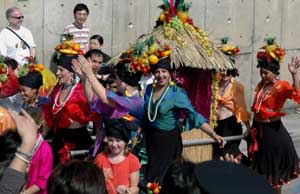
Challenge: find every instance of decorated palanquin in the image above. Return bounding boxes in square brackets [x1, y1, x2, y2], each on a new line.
[108, 0, 235, 162]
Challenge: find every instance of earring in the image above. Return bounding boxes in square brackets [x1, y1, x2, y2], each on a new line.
[169, 80, 174, 86]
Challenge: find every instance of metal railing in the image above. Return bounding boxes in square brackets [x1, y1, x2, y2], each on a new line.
[69, 129, 248, 157]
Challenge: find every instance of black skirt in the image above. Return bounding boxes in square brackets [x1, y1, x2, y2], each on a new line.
[248, 120, 300, 187]
[213, 115, 243, 159]
[51, 126, 93, 165]
[145, 127, 182, 183]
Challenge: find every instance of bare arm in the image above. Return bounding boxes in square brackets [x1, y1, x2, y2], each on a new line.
[128, 171, 140, 194]
[30, 47, 37, 58]
[73, 56, 115, 107]
[199, 122, 224, 146]
[23, 185, 40, 194]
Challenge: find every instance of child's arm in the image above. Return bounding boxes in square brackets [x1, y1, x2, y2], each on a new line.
[128, 170, 140, 194]
[22, 185, 40, 194]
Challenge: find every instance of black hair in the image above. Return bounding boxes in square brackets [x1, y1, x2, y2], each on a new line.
[84, 49, 103, 59]
[4, 57, 18, 70]
[47, 160, 107, 194]
[90, 35, 104, 45]
[161, 160, 205, 194]
[73, 3, 89, 15]
[0, 132, 21, 179]
[105, 73, 117, 85]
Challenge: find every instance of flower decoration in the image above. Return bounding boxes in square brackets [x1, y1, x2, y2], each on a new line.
[55, 34, 84, 56]
[120, 36, 172, 75]
[0, 55, 8, 83]
[18, 57, 45, 78]
[147, 182, 161, 194]
[219, 37, 240, 56]
[257, 36, 285, 63]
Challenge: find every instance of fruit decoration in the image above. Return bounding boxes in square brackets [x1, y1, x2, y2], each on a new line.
[219, 37, 240, 56]
[0, 55, 8, 83]
[55, 34, 84, 55]
[18, 57, 45, 78]
[257, 36, 285, 63]
[147, 182, 161, 194]
[155, 0, 212, 56]
[121, 36, 172, 75]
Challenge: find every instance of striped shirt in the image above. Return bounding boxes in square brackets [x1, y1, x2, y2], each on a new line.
[63, 23, 89, 51]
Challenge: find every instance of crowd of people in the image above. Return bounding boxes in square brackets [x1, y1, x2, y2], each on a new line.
[0, 2, 299, 194]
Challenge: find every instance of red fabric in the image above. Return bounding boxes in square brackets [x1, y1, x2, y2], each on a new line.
[252, 80, 300, 120]
[42, 83, 91, 130]
[0, 68, 19, 98]
[94, 153, 141, 194]
[176, 68, 212, 119]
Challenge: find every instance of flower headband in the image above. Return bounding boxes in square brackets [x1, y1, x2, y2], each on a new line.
[0, 55, 8, 83]
[18, 56, 44, 78]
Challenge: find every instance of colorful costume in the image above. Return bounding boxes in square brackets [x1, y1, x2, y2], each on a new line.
[43, 82, 93, 164]
[213, 78, 249, 159]
[144, 84, 207, 182]
[248, 37, 300, 188]
[25, 134, 53, 194]
[95, 152, 141, 194]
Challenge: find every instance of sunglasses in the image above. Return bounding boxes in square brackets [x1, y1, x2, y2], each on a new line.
[11, 16, 24, 19]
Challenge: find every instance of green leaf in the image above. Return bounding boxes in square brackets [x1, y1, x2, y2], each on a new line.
[220, 37, 230, 44]
[132, 42, 146, 57]
[145, 36, 155, 47]
[0, 55, 5, 63]
[264, 36, 276, 45]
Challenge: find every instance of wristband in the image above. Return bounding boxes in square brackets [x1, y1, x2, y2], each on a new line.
[15, 153, 30, 164]
[16, 147, 33, 160]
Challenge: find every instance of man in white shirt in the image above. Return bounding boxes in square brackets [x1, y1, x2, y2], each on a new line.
[0, 7, 36, 65]
[63, 3, 90, 52]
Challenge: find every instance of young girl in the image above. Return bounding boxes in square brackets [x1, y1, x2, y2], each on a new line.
[94, 119, 141, 194]
[21, 107, 53, 194]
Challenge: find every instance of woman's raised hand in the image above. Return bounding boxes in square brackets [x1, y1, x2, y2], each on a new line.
[288, 56, 300, 75]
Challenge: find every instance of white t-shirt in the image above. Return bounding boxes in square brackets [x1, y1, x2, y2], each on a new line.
[0, 26, 36, 65]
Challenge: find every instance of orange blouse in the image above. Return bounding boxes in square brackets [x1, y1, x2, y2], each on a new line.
[217, 78, 249, 123]
[252, 80, 300, 120]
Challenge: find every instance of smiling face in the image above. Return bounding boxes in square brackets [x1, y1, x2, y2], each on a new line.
[19, 85, 38, 104]
[89, 39, 102, 50]
[8, 9, 24, 29]
[260, 68, 276, 84]
[56, 66, 74, 85]
[107, 136, 126, 156]
[154, 68, 171, 87]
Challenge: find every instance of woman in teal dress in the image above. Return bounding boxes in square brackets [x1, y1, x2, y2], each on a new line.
[144, 57, 224, 182]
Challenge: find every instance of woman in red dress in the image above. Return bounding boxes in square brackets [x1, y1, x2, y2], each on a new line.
[248, 37, 300, 194]
[43, 54, 93, 164]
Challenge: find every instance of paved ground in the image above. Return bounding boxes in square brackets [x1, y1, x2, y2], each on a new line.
[240, 108, 300, 194]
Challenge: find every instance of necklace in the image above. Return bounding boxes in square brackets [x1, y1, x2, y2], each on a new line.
[255, 79, 278, 113]
[124, 89, 139, 97]
[52, 84, 76, 115]
[147, 85, 170, 122]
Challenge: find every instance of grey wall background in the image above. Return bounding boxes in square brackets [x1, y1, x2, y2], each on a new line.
[0, 0, 300, 108]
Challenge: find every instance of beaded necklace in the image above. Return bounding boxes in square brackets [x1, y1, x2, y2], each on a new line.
[147, 85, 170, 122]
[52, 83, 76, 115]
[255, 78, 278, 113]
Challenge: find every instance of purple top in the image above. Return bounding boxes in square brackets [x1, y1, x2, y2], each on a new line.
[26, 135, 53, 194]
[90, 90, 144, 123]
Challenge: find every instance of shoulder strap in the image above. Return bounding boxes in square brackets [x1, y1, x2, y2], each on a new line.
[6, 27, 31, 51]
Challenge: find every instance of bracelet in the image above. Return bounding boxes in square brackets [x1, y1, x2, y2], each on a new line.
[16, 148, 33, 160]
[15, 153, 30, 164]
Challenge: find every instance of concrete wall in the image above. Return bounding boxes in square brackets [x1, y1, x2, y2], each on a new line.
[0, 0, 300, 107]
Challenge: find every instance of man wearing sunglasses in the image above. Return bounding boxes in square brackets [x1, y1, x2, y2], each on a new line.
[0, 7, 36, 65]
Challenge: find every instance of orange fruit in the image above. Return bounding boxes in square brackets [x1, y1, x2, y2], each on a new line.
[149, 55, 159, 65]
[177, 11, 188, 23]
[73, 43, 81, 51]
